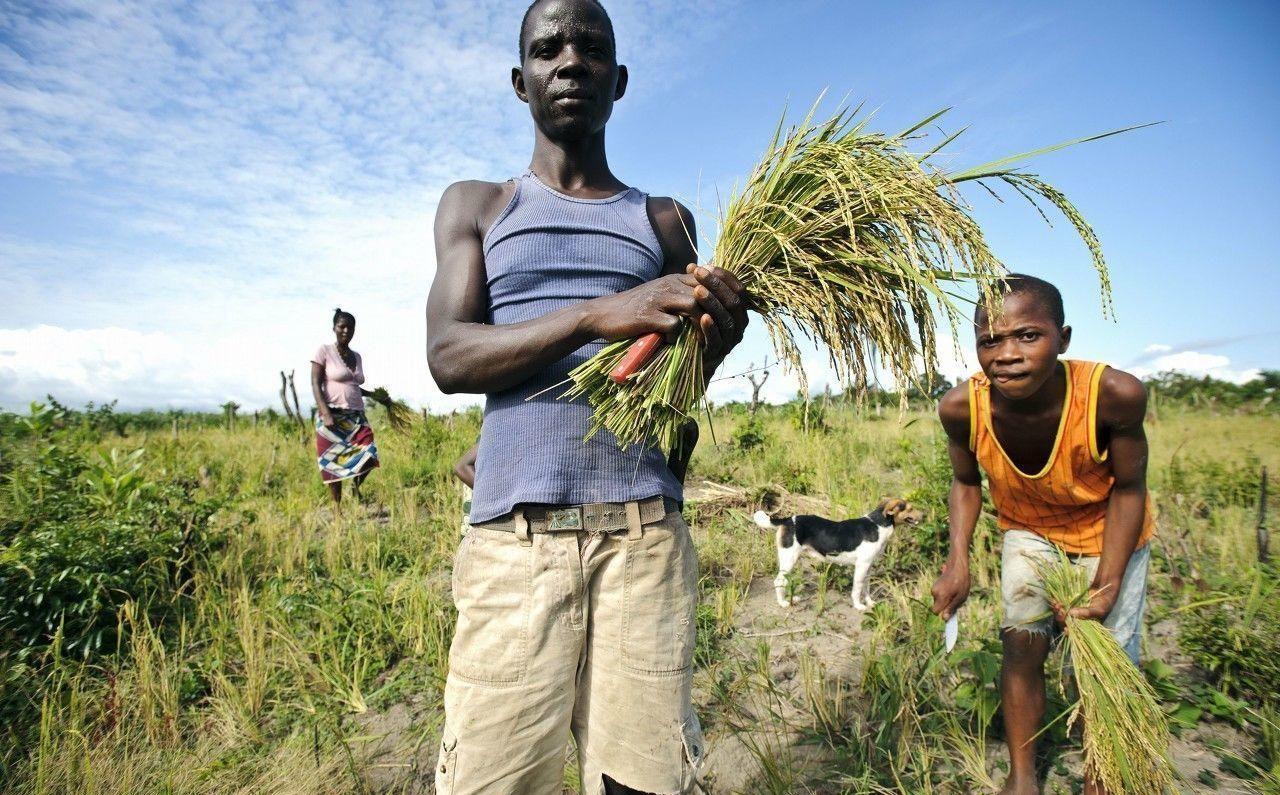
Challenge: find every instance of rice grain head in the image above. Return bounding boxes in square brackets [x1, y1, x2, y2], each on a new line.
[562, 99, 1122, 450]
[1033, 551, 1178, 795]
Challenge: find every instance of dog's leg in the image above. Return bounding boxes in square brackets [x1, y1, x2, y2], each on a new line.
[857, 538, 887, 609]
[775, 531, 801, 607]
[860, 561, 877, 609]
[851, 553, 870, 610]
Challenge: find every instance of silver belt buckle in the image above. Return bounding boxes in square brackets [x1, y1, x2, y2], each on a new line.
[547, 508, 583, 531]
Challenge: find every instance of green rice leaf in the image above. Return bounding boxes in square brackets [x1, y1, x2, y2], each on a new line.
[559, 99, 1136, 450]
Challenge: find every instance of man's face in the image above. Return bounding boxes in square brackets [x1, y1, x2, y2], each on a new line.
[513, 0, 626, 141]
[974, 292, 1071, 401]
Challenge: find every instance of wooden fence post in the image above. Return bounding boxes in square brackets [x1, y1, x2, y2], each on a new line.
[1258, 466, 1269, 563]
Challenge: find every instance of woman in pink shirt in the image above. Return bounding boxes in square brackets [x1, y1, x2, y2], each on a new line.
[310, 308, 389, 505]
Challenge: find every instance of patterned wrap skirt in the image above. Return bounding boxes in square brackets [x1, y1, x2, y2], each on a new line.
[316, 408, 380, 483]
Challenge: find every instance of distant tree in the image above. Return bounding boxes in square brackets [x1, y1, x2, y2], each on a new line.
[745, 362, 770, 418]
[905, 371, 952, 401]
[220, 401, 240, 430]
[1143, 370, 1275, 409]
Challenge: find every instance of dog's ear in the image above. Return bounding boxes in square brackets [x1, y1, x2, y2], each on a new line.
[883, 499, 906, 517]
[891, 500, 925, 526]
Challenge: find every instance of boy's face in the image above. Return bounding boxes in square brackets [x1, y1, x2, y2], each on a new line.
[513, 0, 626, 142]
[974, 292, 1071, 401]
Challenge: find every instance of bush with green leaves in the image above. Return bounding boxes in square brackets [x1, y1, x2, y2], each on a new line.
[784, 394, 830, 434]
[1178, 569, 1280, 703]
[732, 416, 769, 451]
[880, 437, 958, 575]
[0, 441, 220, 661]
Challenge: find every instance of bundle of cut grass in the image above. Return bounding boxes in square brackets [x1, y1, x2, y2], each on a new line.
[368, 387, 416, 433]
[1035, 552, 1178, 794]
[560, 99, 1137, 450]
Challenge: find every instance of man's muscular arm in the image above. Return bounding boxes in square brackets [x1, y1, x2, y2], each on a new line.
[427, 181, 707, 394]
[1065, 369, 1149, 623]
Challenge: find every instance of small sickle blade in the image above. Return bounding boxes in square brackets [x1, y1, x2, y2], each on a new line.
[944, 612, 959, 653]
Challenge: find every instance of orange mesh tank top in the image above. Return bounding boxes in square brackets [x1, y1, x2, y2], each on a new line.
[969, 359, 1155, 556]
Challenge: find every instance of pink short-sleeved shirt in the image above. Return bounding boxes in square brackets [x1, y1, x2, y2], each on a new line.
[312, 343, 365, 411]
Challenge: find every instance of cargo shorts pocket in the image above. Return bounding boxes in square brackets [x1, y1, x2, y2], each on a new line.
[434, 728, 457, 795]
[447, 529, 532, 685]
[999, 530, 1056, 635]
[681, 715, 706, 793]
[622, 513, 699, 675]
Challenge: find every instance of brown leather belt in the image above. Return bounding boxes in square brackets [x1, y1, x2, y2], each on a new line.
[472, 495, 679, 535]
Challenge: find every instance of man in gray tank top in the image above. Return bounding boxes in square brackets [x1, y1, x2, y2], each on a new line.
[425, 2, 749, 793]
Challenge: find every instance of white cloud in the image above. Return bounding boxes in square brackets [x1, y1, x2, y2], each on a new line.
[0, 323, 478, 412]
[1, 325, 216, 410]
[1144, 343, 1173, 354]
[0, 0, 737, 411]
[1131, 349, 1261, 385]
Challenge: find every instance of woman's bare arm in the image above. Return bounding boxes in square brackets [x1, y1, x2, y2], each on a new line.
[310, 361, 333, 426]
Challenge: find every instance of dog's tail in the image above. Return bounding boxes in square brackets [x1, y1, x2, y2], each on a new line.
[755, 510, 796, 548]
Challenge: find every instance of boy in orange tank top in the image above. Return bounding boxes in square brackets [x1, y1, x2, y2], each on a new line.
[929, 274, 1154, 795]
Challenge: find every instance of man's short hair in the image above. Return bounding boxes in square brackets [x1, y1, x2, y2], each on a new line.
[518, 0, 615, 60]
[976, 273, 1066, 328]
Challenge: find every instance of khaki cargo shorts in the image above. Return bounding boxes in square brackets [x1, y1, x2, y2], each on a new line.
[436, 498, 705, 795]
[1000, 529, 1150, 664]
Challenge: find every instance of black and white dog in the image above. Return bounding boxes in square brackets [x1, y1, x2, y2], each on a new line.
[753, 499, 924, 610]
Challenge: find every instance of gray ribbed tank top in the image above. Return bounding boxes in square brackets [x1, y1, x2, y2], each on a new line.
[468, 172, 683, 523]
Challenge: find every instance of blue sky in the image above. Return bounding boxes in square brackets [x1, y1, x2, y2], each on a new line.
[1, 0, 1276, 411]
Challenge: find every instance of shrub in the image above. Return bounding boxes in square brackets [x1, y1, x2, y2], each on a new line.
[732, 416, 768, 451]
[785, 394, 830, 434]
[0, 442, 220, 661]
[1146, 370, 1279, 409]
[1178, 569, 1280, 703]
[880, 438, 952, 574]
[780, 464, 814, 494]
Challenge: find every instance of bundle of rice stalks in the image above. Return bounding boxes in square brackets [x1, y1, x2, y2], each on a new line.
[368, 387, 416, 433]
[560, 99, 1139, 450]
[1035, 552, 1178, 794]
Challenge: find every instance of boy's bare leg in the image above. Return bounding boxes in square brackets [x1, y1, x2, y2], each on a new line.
[327, 481, 342, 505]
[1000, 628, 1051, 795]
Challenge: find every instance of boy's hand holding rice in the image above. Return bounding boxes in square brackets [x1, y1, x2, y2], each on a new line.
[1052, 582, 1119, 626]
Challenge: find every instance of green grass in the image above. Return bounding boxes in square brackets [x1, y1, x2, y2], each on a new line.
[0, 397, 1276, 793]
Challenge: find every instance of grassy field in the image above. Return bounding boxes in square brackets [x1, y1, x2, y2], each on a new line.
[1, 393, 1277, 793]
